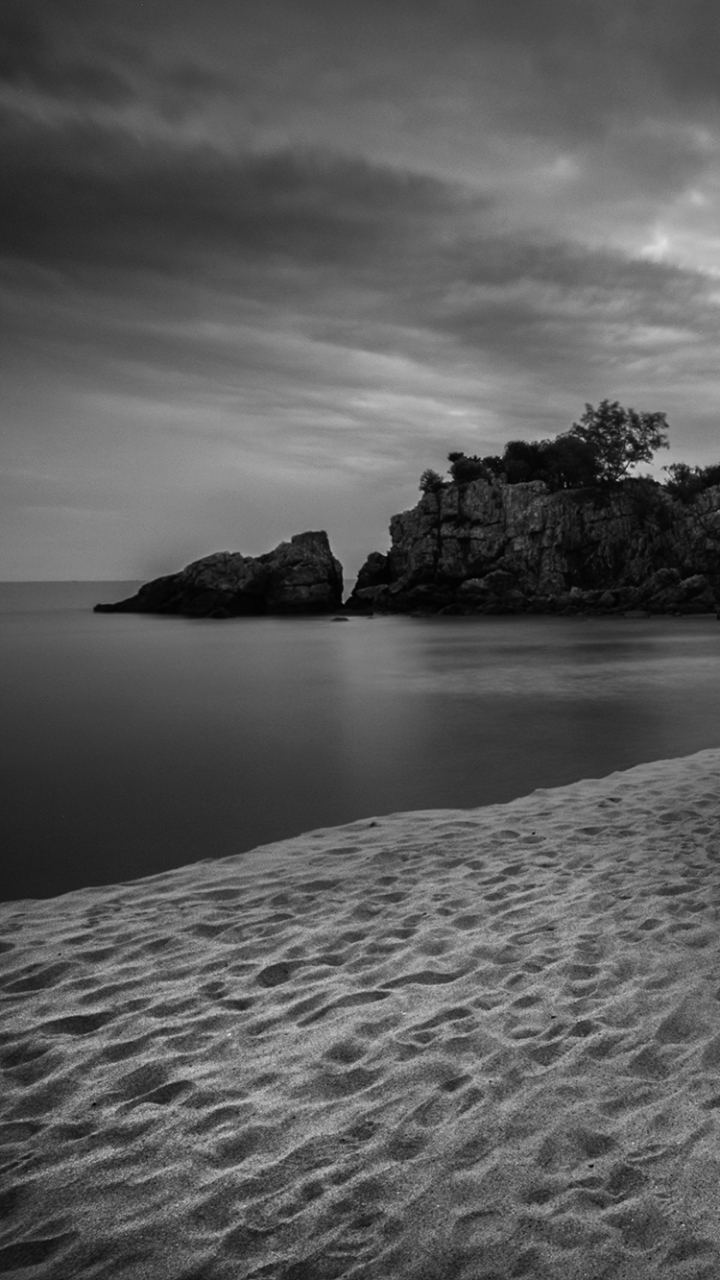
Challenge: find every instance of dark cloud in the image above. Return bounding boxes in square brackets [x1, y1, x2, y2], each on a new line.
[0, 9, 48, 80]
[435, 0, 720, 117]
[3, 103, 715, 418]
[617, 0, 720, 106]
[3, 0, 720, 577]
[0, 116, 475, 277]
[0, 7, 134, 105]
[0, 4, 232, 118]
[3, 100, 705, 341]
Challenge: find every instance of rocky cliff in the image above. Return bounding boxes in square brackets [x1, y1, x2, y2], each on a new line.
[347, 481, 720, 615]
[95, 531, 343, 618]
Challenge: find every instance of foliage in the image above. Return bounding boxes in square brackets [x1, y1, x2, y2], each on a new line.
[567, 399, 669, 484]
[448, 436, 601, 491]
[425, 401, 720, 502]
[543, 434, 601, 490]
[439, 400, 670, 494]
[663, 462, 720, 503]
[622, 476, 674, 528]
[478, 454, 505, 478]
[419, 468, 446, 494]
[502, 440, 549, 485]
[447, 452, 497, 484]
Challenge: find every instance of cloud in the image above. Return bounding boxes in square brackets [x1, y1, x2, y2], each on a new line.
[2, 107, 716, 363]
[3, 0, 720, 576]
[4, 114, 718, 460]
[0, 2, 233, 128]
[429, 0, 720, 126]
[0, 114, 473, 274]
[622, 0, 720, 108]
[0, 7, 134, 106]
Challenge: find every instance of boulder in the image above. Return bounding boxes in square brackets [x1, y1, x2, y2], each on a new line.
[353, 551, 392, 592]
[458, 577, 489, 597]
[95, 531, 343, 618]
[597, 589, 617, 609]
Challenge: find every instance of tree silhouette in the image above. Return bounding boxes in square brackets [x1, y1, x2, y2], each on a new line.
[567, 400, 669, 484]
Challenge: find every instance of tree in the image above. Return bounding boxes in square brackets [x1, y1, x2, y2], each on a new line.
[502, 439, 550, 485]
[479, 454, 505, 479]
[501, 437, 599, 489]
[567, 400, 669, 484]
[447, 452, 495, 484]
[542, 434, 600, 490]
[419, 468, 445, 494]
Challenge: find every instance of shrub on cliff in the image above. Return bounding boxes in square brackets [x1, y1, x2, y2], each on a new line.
[664, 462, 720, 503]
[447, 452, 499, 484]
[445, 440, 587, 490]
[502, 436, 599, 489]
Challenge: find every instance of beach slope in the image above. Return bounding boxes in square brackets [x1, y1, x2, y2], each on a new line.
[2, 750, 720, 1278]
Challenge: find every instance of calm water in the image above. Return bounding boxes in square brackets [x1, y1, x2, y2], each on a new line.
[2, 581, 720, 902]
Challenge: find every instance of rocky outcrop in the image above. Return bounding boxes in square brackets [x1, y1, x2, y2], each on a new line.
[347, 481, 720, 615]
[95, 531, 343, 618]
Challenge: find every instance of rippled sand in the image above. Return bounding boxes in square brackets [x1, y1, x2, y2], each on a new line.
[3, 750, 720, 1278]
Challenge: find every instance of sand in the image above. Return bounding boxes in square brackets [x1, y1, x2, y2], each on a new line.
[2, 752, 720, 1280]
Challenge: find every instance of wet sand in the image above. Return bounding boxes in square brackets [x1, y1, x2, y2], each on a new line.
[2, 749, 720, 1279]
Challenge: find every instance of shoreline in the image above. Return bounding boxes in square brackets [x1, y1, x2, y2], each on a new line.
[3, 749, 720, 1277]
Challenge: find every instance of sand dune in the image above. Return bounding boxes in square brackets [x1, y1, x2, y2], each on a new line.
[3, 750, 720, 1278]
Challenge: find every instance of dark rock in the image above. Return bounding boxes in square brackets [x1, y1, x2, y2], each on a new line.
[352, 551, 392, 593]
[641, 571, 716, 614]
[95, 531, 343, 618]
[458, 577, 489, 598]
[597, 589, 617, 609]
[480, 569, 516, 595]
[347, 480, 720, 615]
[677, 573, 712, 598]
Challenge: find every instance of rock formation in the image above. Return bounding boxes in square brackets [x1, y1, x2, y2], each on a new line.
[95, 531, 343, 618]
[346, 480, 720, 615]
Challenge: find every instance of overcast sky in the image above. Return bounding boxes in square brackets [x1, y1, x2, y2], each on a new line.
[3, 0, 720, 580]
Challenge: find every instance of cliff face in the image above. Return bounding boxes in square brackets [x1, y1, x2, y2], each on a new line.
[348, 481, 720, 615]
[95, 531, 344, 618]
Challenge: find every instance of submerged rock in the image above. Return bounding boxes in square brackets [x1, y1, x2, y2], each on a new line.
[346, 481, 720, 615]
[95, 531, 343, 618]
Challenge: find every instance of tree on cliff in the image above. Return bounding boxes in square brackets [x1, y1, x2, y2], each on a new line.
[447, 436, 603, 490]
[419, 468, 446, 493]
[502, 436, 598, 488]
[431, 400, 669, 495]
[446, 452, 501, 484]
[567, 400, 669, 484]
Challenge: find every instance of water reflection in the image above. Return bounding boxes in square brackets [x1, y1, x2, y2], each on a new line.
[2, 591, 720, 900]
[364, 617, 719, 699]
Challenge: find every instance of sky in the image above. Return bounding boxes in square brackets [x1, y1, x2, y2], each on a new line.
[3, 0, 720, 580]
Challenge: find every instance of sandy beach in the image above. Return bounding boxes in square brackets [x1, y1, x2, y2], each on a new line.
[3, 750, 720, 1279]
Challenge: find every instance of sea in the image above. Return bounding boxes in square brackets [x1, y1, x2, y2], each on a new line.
[2, 580, 720, 902]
